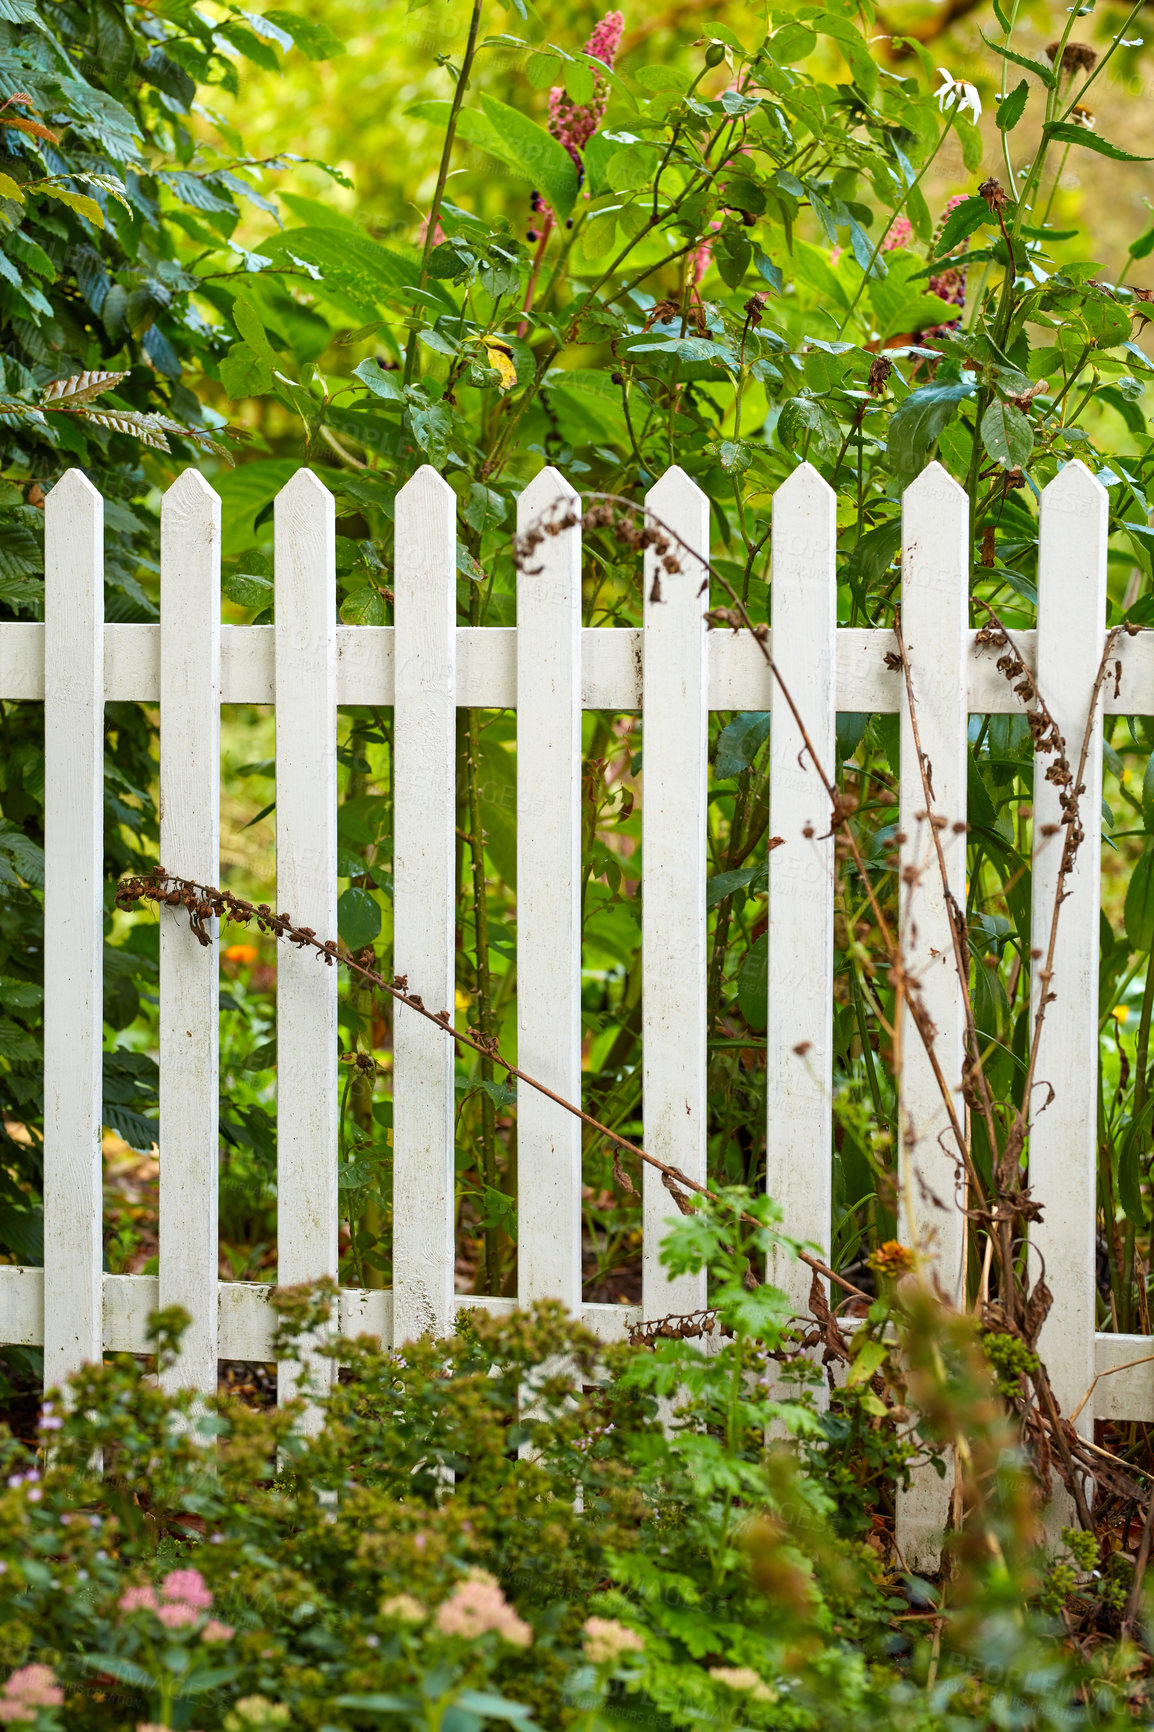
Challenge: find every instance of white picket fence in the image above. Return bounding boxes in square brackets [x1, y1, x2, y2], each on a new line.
[1, 456, 1153, 1454]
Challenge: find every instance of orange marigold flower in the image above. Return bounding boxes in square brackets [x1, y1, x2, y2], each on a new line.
[224, 943, 259, 966]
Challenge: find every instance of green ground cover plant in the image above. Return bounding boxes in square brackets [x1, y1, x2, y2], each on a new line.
[1, 1199, 1147, 1730]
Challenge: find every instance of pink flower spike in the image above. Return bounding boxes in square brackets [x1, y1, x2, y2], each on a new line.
[119, 1585, 159, 1615]
[156, 1602, 200, 1631]
[0, 1664, 64, 1724]
[882, 215, 914, 253]
[585, 9, 624, 69]
[161, 1568, 212, 1610]
[200, 1620, 234, 1644]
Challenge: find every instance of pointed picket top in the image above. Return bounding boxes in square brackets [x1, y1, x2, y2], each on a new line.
[775, 458, 835, 510]
[275, 464, 334, 512]
[163, 466, 219, 507]
[396, 462, 455, 511]
[647, 461, 707, 516]
[1041, 456, 1108, 518]
[905, 458, 967, 507]
[519, 463, 578, 525]
[45, 466, 101, 517]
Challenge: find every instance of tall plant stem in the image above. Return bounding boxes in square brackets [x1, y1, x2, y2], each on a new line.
[462, 619, 501, 1295]
[835, 109, 959, 339]
[402, 0, 484, 388]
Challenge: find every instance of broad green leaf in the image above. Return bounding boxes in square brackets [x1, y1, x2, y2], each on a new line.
[980, 399, 1033, 468]
[263, 9, 346, 58]
[1126, 841, 1154, 950]
[847, 1336, 888, 1387]
[715, 711, 770, 778]
[340, 586, 386, 625]
[220, 342, 272, 400]
[353, 357, 403, 400]
[37, 185, 104, 227]
[222, 571, 273, 609]
[886, 380, 974, 490]
[410, 97, 578, 219]
[337, 886, 382, 950]
[1083, 299, 1131, 350]
[996, 78, 1029, 132]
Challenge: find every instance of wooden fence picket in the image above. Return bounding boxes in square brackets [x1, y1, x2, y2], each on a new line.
[158, 470, 222, 1393]
[274, 469, 339, 1408]
[641, 466, 710, 1320]
[516, 468, 582, 1312]
[1030, 461, 1109, 1449]
[895, 461, 970, 1564]
[897, 462, 969, 1292]
[392, 465, 458, 1343]
[765, 462, 836, 1312]
[8, 458, 1154, 1468]
[42, 471, 104, 1391]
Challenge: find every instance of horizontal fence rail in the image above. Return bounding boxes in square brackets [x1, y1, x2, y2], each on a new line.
[2, 457, 1153, 1501]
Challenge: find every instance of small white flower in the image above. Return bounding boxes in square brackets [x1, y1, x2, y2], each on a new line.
[935, 67, 982, 123]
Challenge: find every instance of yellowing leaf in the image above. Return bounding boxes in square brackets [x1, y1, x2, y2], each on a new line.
[37, 186, 104, 228]
[482, 340, 516, 392]
[0, 173, 24, 204]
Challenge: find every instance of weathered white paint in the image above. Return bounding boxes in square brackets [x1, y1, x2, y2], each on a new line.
[275, 469, 339, 1408]
[6, 462, 1152, 1477]
[392, 465, 457, 1343]
[641, 467, 709, 1319]
[895, 462, 970, 1566]
[516, 468, 582, 1311]
[0, 619, 1149, 716]
[766, 462, 836, 1310]
[42, 470, 104, 1390]
[1031, 463, 1108, 1440]
[159, 471, 222, 1394]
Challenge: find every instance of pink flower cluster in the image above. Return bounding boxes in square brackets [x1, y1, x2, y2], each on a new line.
[548, 10, 624, 169]
[0, 1665, 63, 1724]
[434, 1571, 532, 1647]
[118, 1569, 233, 1642]
[582, 1616, 644, 1666]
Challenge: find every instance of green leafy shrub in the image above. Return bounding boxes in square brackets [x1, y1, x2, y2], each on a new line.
[0, 1196, 1142, 1729]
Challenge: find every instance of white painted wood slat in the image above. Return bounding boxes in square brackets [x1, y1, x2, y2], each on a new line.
[516, 468, 582, 1312]
[42, 471, 105, 1389]
[642, 467, 709, 1319]
[0, 620, 1150, 717]
[895, 462, 970, 1568]
[898, 463, 969, 1292]
[1031, 462, 1109, 1439]
[765, 463, 837, 1309]
[275, 470, 339, 1406]
[392, 466, 458, 1342]
[159, 471, 222, 1393]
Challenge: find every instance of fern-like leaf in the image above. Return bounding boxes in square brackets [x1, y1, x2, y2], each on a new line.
[41, 369, 128, 408]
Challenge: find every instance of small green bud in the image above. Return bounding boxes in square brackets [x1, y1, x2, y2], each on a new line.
[704, 41, 726, 68]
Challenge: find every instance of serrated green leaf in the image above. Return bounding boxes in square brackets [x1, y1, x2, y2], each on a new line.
[980, 399, 1033, 468]
[1044, 122, 1152, 163]
[934, 195, 990, 258]
[886, 381, 974, 490]
[996, 78, 1029, 132]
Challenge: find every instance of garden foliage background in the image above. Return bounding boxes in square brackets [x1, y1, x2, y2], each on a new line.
[2, 0, 1154, 1348]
